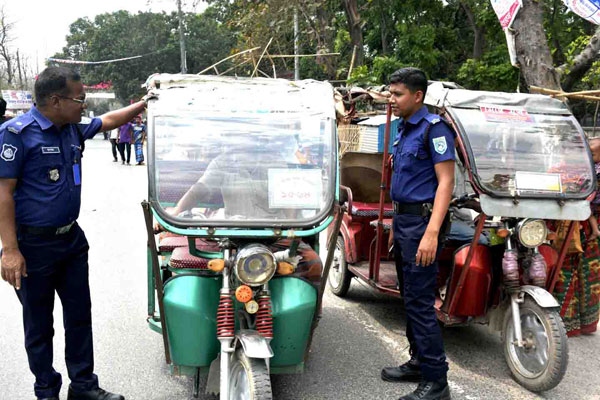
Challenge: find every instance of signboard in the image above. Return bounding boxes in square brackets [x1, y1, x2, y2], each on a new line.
[268, 168, 322, 209]
[490, 0, 522, 29]
[1, 90, 33, 110]
[480, 105, 533, 123]
[564, 0, 600, 25]
[516, 172, 562, 193]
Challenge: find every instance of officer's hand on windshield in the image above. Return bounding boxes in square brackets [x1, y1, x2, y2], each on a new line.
[1, 248, 27, 290]
[416, 230, 438, 267]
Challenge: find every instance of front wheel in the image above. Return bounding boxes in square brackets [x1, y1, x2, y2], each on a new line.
[328, 236, 352, 297]
[229, 348, 272, 400]
[502, 297, 568, 392]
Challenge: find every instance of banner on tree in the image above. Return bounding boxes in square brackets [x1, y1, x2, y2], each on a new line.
[564, 0, 600, 25]
[490, 0, 522, 29]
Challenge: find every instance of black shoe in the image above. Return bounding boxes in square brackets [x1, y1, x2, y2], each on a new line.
[112, 159, 117, 162]
[121, 161, 125, 165]
[38, 397, 59, 400]
[67, 387, 125, 400]
[382, 358, 422, 382]
[398, 378, 450, 400]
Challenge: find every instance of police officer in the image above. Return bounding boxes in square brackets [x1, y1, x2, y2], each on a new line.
[380, 68, 454, 400]
[0, 67, 148, 400]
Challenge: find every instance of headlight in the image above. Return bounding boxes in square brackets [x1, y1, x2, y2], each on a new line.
[517, 219, 547, 248]
[234, 244, 276, 286]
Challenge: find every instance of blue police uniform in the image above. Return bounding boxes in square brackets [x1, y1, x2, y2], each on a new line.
[0, 106, 103, 398]
[391, 105, 455, 382]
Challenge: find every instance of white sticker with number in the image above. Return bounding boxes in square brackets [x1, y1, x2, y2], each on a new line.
[268, 168, 322, 209]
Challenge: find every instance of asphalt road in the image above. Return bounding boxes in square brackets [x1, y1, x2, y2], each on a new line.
[1, 138, 599, 400]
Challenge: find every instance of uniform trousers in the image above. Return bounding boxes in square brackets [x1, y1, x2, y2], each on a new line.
[393, 213, 448, 381]
[14, 223, 98, 398]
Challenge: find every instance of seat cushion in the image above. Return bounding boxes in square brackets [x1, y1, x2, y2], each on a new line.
[169, 246, 210, 270]
[370, 218, 393, 231]
[158, 236, 221, 253]
[351, 202, 393, 218]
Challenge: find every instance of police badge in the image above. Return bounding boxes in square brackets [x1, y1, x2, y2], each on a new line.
[48, 168, 60, 182]
[432, 137, 448, 155]
[1, 144, 17, 161]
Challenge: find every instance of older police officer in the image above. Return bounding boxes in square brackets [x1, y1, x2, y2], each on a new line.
[381, 68, 454, 400]
[0, 67, 148, 400]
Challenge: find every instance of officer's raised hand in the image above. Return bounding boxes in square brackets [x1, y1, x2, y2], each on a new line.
[1, 247, 27, 290]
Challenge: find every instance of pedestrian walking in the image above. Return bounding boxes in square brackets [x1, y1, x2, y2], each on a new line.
[109, 127, 118, 162]
[0, 66, 149, 400]
[117, 121, 133, 165]
[380, 67, 455, 400]
[132, 115, 146, 165]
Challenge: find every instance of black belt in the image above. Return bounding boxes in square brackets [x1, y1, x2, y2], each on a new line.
[19, 221, 76, 236]
[393, 201, 433, 217]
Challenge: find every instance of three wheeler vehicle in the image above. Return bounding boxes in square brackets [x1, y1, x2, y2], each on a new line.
[329, 82, 596, 392]
[142, 74, 340, 399]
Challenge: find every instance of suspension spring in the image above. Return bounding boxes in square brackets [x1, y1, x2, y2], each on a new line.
[216, 291, 235, 338]
[256, 292, 273, 339]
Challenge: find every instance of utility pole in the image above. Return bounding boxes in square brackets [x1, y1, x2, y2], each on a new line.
[294, 7, 300, 80]
[177, 0, 187, 74]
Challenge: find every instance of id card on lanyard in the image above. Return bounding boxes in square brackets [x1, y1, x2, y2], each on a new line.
[71, 144, 82, 186]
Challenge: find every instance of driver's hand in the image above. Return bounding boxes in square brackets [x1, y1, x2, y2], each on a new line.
[153, 207, 175, 233]
[1, 248, 27, 290]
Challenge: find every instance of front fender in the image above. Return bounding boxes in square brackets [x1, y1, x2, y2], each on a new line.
[235, 330, 274, 359]
[520, 285, 560, 308]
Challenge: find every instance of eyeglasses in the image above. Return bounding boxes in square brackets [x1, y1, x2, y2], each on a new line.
[54, 95, 86, 104]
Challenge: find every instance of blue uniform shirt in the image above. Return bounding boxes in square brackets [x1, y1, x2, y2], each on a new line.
[390, 106, 455, 204]
[0, 106, 103, 227]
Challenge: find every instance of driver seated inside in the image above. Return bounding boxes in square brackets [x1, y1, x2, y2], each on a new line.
[160, 142, 323, 284]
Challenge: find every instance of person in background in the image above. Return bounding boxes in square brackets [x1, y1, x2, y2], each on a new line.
[109, 128, 119, 162]
[0, 98, 10, 125]
[132, 115, 146, 165]
[552, 137, 600, 337]
[117, 121, 133, 165]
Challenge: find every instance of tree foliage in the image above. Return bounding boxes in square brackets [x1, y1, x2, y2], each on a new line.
[53, 0, 600, 114]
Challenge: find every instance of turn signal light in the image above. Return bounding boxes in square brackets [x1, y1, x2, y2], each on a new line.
[208, 259, 225, 272]
[496, 229, 510, 238]
[235, 285, 253, 303]
[277, 261, 295, 275]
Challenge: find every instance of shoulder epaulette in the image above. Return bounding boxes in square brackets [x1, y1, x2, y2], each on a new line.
[4, 114, 35, 134]
[424, 114, 442, 125]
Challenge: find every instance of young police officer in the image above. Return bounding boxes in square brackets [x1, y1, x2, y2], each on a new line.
[381, 68, 454, 400]
[0, 67, 148, 400]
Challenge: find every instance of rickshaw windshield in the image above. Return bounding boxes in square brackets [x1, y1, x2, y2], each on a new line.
[452, 107, 594, 198]
[148, 77, 336, 228]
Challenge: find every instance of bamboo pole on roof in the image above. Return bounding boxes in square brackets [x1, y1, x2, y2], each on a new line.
[197, 47, 261, 75]
[529, 86, 600, 101]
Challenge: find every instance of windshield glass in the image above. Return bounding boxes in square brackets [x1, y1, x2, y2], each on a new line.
[152, 113, 335, 225]
[452, 107, 594, 198]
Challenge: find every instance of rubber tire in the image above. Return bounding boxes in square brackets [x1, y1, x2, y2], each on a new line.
[229, 348, 272, 400]
[328, 236, 352, 297]
[501, 297, 568, 392]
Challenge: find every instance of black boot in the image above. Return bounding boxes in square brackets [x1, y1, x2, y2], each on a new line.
[381, 358, 422, 382]
[67, 387, 124, 400]
[398, 378, 451, 400]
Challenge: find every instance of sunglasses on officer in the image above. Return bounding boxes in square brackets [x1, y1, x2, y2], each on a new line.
[53, 94, 87, 104]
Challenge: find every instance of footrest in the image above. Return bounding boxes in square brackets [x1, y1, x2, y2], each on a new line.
[369, 218, 393, 232]
[169, 247, 210, 270]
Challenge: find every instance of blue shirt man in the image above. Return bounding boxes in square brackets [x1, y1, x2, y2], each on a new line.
[0, 67, 148, 400]
[381, 68, 455, 400]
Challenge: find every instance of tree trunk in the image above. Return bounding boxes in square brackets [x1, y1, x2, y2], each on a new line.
[315, 4, 336, 79]
[342, 0, 363, 66]
[16, 49, 23, 89]
[512, 0, 561, 90]
[460, 2, 485, 60]
[379, 0, 389, 55]
[558, 26, 600, 92]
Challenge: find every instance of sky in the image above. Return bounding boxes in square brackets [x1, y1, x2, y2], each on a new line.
[4, 0, 208, 74]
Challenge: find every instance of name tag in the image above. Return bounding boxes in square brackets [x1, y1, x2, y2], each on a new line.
[42, 147, 61, 154]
